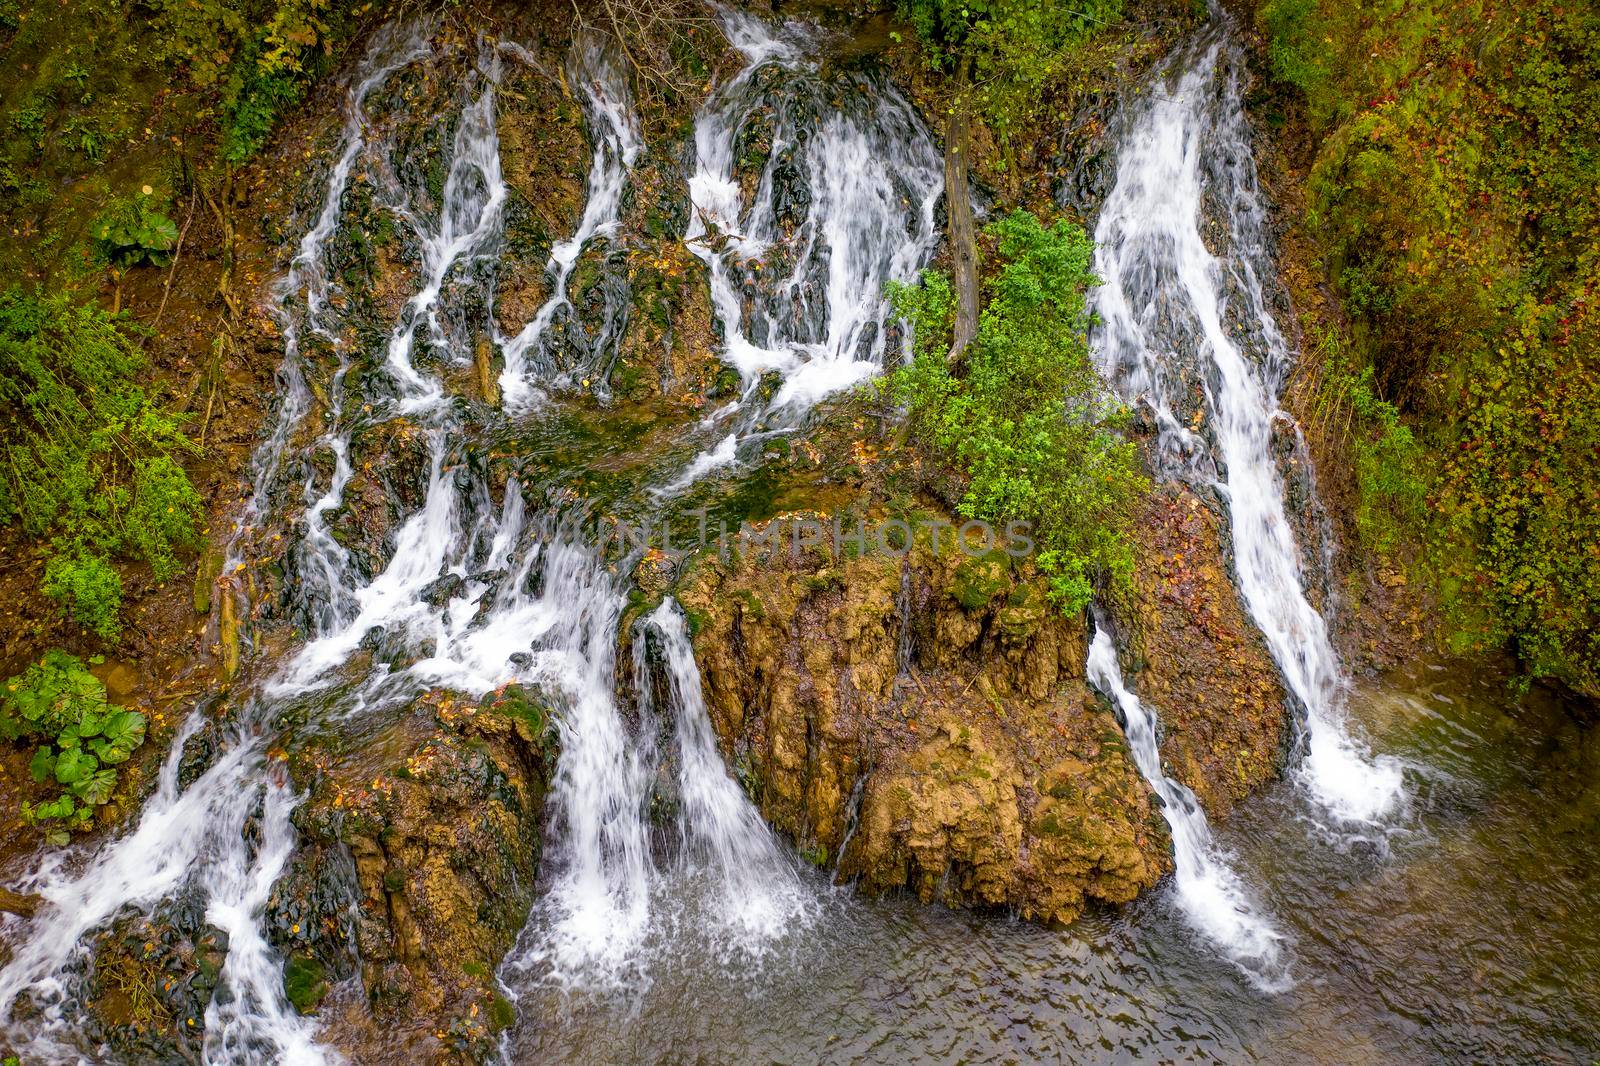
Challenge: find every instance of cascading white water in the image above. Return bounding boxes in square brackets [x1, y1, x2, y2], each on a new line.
[662, 8, 943, 492]
[488, 534, 662, 978]
[380, 52, 507, 415]
[0, 25, 676, 1056]
[638, 600, 811, 941]
[1089, 27, 1405, 824]
[1086, 622, 1289, 990]
[231, 23, 435, 583]
[497, 36, 641, 410]
[241, 34, 661, 982]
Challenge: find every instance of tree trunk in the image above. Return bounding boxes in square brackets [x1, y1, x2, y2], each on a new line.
[944, 57, 979, 368]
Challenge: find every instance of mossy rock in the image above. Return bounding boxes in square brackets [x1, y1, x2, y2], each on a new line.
[192, 545, 225, 615]
[283, 953, 328, 1014]
[950, 551, 1012, 610]
[995, 581, 1047, 640]
[488, 993, 516, 1033]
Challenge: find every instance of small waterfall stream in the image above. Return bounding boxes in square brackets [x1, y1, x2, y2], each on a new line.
[635, 600, 810, 940]
[1089, 24, 1406, 824]
[662, 8, 943, 492]
[1087, 621, 1289, 990]
[497, 37, 641, 410]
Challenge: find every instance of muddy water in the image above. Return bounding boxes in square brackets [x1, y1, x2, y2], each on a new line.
[508, 663, 1600, 1064]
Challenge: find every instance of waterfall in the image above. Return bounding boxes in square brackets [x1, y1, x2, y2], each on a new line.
[0, 7, 1386, 1055]
[497, 36, 641, 410]
[1086, 622, 1290, 990]
[637, 600, 811, 941]
[2, 14, 868, 1054]
[660, 8, 943, 493]
[1089, 26, 1406, 823]
[0, 23, 653, 1055]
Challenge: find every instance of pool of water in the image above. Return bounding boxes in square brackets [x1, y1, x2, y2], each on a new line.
[506, 662, 1600, 1064]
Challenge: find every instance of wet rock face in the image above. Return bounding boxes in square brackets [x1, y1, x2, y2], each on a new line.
[675, 527, 1170, 925]
[1114, 485, 1292, 818]
[495, 58, 588, 337]
[83, 906, 229, 1063]
[277, 688, 554, 1063]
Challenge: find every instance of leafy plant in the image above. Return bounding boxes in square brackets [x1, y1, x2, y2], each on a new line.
[223, 61, 309, 164]
[1, 650, 146, 841]
[1310, 330, 1428, 554]
[220, 0, 355, 163]
[889, 209, 1146, 613]
[91, 191, 179, 270]
[1258, 0, 1330, 103]
[43, 551, 125, 639]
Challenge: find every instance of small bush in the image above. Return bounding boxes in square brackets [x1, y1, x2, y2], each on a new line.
[43, 551, 124, 639]
[1258, 0, 1330, 102]
[889, 209, 1146, 614]
[0, 288, 203, 636]
[223, 52, 310, 164]
[90, 191, 179, 269]
[1312, 332, 1429, 554]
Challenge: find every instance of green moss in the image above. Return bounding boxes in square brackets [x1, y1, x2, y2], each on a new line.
[488, 994, 516, 1033]
[487, 685, 549, 738]
[681, 605, 710, 639]
[283, 954, 327, 1015]
[735, 588, 767, 620]
[192, 545, 225, 615]
[950, 552, 1011, 611]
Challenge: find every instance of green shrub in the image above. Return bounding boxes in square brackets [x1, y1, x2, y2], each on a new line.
[1312, 331, 1429, 554]
[1, 650, 147, 842]
[895, 0, 1125, 147]
[889, 209, 1146, 614]
[218, 0, 357, 164]
[0, 288, 203, 636]
[43, 551, 124, 639]
[1257, 0, 1330, 103]
[222, 43, 311, 164]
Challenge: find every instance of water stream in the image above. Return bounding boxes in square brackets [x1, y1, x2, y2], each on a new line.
[1089, 24, 1406, 825]
[497, 36, 641, 410]
[1087, 620, 1289, 991]
[663, 7, 942, 493]
[0, 18, 805, 1058]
